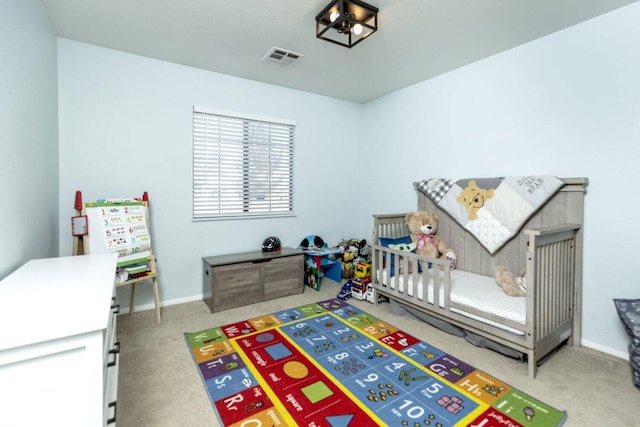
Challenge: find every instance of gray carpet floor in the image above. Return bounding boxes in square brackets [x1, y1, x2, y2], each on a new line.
[116, 282, 639, 426]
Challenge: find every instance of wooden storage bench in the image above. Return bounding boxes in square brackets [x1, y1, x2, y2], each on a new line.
[202, 248, 304, 312]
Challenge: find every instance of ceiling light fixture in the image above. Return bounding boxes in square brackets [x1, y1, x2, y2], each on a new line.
[316, 0, 378, 48]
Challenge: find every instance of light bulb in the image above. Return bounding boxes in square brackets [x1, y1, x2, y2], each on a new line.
[352, 23, 363, 35]
[330, 11, 340, 22]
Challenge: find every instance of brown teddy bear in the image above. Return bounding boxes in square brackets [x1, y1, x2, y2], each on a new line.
[405, 211, 456, 270]
[495, 266, 527, 296]
[456, 180, 495, 220]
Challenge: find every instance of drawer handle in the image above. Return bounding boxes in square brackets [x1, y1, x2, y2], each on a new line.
[107, 342, 120, 367]
[107, 401, 117, 424]
[111, 297, 120, 314]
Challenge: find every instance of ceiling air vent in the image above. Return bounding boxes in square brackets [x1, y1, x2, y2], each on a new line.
[262, 47, 303, 66]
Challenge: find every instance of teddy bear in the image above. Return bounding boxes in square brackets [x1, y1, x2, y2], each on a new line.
[456, 180, 495, 220]
[404, 211, 456, 270]
[495, 266, 527, 297]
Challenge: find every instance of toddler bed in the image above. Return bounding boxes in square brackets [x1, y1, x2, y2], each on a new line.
[371, 177, 588, 378]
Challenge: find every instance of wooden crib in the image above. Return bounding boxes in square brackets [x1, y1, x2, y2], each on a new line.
[371, 177, 588, 378]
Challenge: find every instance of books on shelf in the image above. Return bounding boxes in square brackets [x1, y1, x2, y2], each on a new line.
[124, 264, 147, 275]
[115, 264, 149, 283]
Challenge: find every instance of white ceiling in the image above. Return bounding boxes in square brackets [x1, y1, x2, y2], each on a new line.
[43, 0, 638, 103]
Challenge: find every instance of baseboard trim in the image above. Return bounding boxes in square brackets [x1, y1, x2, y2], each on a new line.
[118, 294, 204, 315]
[581, 339, 629, 361]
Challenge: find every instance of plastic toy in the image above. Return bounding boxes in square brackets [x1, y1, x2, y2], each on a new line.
[351, 277, 373, 302]
[299, 235, 325, 250]
[337, 282, 352, 301]
[262, 236, 281, 252]
[354, 261, 372, 279]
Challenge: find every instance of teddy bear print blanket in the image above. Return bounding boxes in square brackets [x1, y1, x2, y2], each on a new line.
[415, 176, 564, 254]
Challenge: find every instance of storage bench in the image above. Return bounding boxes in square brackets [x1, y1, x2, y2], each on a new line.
[202, 248, 304, 312]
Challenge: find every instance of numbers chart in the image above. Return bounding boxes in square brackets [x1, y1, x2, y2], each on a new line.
[97, 204, 151, 258]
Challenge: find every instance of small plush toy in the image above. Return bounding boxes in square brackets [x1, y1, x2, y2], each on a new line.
[357, 239, 370, 259]
[388, 242, 418, 274]
[337, 238, 369, 279]
[405, 211, 456, 270]
[388, 242, 417, 252]
[495, 266, 527, 297]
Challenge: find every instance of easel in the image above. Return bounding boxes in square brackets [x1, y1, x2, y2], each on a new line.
[73, 191, 161, 323]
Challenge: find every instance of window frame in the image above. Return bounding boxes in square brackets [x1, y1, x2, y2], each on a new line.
[192, 106, 296, 220]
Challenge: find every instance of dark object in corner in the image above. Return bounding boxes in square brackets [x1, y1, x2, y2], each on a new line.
[613, 298, 640, 390]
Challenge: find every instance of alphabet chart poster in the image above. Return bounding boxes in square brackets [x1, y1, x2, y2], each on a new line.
[85, 202, 152, 264]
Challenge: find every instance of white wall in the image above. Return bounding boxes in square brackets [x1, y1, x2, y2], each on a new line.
[57, 39, 364, 309]
[0, 0, 58, 279]
[363, 2, 640, 358]
[55, 2, 640, 358]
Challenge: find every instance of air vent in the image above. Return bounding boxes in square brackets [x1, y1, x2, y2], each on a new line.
[262, 47, 303, 66]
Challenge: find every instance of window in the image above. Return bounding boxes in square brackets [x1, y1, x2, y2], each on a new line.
[193, 106, 295, 219]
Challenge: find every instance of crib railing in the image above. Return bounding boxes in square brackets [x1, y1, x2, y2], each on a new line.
[371, 243, 528, 338]
[374, 214, 411, 240]
[371, 214, 581, 378]
[526, 224, 579, 360]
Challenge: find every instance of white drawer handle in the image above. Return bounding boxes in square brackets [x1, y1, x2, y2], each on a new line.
[111, 297, 120, 314]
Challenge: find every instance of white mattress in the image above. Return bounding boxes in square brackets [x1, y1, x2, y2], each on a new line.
[378, 269, 525, 335]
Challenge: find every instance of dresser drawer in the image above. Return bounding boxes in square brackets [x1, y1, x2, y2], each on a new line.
[104, 291, 120, 424]
[103, 293, 118, 362]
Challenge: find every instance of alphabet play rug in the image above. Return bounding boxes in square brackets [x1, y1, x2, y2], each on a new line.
[185, 299, 566, 426]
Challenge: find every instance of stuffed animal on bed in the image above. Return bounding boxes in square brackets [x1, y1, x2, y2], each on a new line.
[405, 211, 457, 270]
[389, 242, 418, 273]
[495, 266, 527, 296]
[388, 242, 417, 252]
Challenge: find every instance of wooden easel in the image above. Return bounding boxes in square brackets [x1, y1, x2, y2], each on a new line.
[73, 191, 161, 323]
[72, 191, 87, 256]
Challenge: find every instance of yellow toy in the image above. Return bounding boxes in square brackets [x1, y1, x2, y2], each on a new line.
[354, 262, 372, 279]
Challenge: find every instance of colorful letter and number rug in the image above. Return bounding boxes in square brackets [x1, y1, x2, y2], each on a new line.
[185, 299, 566, 426]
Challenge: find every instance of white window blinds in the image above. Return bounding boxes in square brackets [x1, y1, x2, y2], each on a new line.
[193, 107, 295, 219]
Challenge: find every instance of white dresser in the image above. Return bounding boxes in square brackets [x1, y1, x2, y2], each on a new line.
[0, 253, 120, 426]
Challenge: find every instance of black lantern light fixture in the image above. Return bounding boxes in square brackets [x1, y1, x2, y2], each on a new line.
[315, 0, 378, 48]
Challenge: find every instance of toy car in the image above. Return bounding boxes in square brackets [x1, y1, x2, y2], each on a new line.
[337, 282, 352, 301]
[350, 277, 372, 301]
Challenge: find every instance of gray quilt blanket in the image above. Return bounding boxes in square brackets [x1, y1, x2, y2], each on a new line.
[415, 176, 564, 254]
